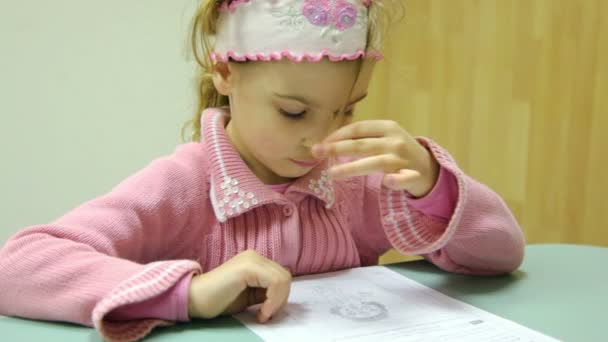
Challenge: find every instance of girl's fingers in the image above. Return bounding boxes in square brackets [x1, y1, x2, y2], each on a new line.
[261, 264, 292, 323]
[329, 154, 408, 179]
[383, 169, 422, 190]
[223, 287, 266, 315]
[322, 120, 401, 143]
[313, 137, 392, 159]
[246, 261, 292, 323]
[270, 263, 292, 316]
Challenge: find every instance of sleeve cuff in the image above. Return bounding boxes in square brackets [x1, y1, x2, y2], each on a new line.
[105, 271, 194, 322]
[378, 137, 469, 255]
[176, 272, 195, 321]
[93, 260, 201, 342]
[405, 166, 459, 221]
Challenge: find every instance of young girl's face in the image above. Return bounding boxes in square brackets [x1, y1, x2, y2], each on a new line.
[216, 59, 375, 184]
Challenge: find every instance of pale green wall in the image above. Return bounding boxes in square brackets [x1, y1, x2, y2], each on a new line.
[0, 0, 199, 243]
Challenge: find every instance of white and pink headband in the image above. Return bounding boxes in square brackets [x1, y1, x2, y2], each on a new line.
[210, 0, 382, 62]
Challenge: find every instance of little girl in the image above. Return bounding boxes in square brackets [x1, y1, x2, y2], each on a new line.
[0, 0, 525, 341]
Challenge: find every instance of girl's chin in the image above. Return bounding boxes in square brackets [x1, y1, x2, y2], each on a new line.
[274, 164, 314, 179]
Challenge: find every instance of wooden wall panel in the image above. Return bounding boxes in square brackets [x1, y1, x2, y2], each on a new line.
[369, 0, 608, 264]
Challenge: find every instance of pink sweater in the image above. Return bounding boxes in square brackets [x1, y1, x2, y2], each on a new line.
[0, 108, 525, 342]
[106, 163, 457, 322]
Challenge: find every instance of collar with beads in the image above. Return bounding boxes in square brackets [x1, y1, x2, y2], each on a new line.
[201, 108, 336, 222]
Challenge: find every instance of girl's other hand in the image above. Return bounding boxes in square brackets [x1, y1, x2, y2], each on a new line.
[188, 250, 292, 323]
[312, 120, 440, 198]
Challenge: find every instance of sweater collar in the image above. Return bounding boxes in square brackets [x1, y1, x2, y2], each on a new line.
[201, 108, 335, 222]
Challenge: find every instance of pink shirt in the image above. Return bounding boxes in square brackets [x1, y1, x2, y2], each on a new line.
[0, 108, 525, 342]
[269, 182, 292, 194]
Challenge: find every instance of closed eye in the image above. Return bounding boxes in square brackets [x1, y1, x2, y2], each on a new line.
[280, 108, 354, 120]
[280, 109, 306, 119]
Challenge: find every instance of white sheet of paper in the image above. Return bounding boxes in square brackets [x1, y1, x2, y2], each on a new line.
[234, 266, 559, 342]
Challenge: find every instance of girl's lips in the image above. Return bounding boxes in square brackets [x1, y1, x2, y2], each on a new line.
[290, 158, 321, 167]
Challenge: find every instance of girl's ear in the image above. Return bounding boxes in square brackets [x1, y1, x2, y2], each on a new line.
[212, 62, 234, 96]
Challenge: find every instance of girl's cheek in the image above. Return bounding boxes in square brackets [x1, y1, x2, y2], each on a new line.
[259, 137, 286, 154]
[263, 131, 295, 154]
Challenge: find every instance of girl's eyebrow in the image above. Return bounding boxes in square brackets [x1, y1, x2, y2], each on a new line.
[273, 93, 368, 111]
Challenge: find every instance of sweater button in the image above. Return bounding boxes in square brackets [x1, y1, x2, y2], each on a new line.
[283, 206, 294, 217]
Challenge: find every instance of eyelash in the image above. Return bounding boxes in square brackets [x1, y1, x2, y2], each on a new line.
[280, 109, 307, 119]
[279, 109, 355, 120]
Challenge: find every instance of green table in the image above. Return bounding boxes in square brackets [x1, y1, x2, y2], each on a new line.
[1, 244, 606, 341]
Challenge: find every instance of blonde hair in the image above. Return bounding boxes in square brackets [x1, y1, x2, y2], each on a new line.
[182, 0, 403, 142]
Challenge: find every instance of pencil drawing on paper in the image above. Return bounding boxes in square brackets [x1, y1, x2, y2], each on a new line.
[330, 301, 388, 322]
[308, 284, 389, 322]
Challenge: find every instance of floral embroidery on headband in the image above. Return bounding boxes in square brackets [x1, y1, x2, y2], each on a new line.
[271, 0, 366, 37]
[303, 0, 358, 31]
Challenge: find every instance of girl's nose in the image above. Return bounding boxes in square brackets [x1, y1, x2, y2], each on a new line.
[301, 138, 315, 149]
[302, 111, 351, 149]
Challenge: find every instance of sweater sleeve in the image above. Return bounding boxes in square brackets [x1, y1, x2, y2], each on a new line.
[352, 137, 525, 275]
[106, 271, 194, 322]
[0, 143, 209, 342]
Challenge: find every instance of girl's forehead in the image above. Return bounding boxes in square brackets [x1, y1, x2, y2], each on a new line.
[245, 59, 373, 87]
[244, 59, 361, 77]
[274, 61, 374, 108]
[235, 59, 375, 107]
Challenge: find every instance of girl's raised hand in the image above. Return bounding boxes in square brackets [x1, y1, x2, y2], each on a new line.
[312, 120, 440, 198]
[188, 250, 292, 323]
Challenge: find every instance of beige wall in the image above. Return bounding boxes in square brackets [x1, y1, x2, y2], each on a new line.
[373, 0, 607, 264]
[0, 0, 199, 243]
